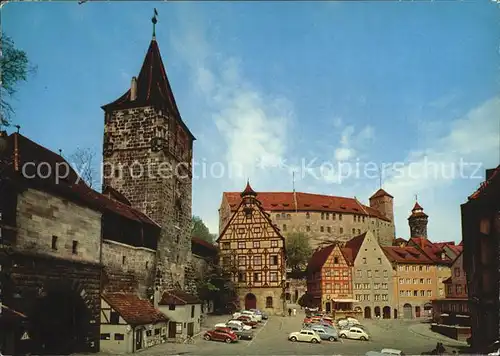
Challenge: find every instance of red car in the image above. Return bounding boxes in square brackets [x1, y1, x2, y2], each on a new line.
[203, 327, 239, 343]
[236, 316, 258, 328]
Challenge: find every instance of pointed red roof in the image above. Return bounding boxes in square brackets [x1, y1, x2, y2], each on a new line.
[344, 232, 367, 262]
[102, 39, 194, 140]
[241, 181, 257, 197]
[370, 188, 394, 199]
[412, 202, 423, 211]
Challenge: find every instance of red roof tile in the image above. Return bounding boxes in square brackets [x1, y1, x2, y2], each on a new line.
[408, 237, 453, 264]
[340, 247, 354, 265]
[344, 232, 367, 262]
[308, 244, 336, 272]
[370, 188, 394, 199]
[1, 133, 160, 229]
[412, 202, 423, 211]
[102, 39, 194, 140]
[241, 181, 257, 197]
[102, 293, 168, 326]
[159, 290, 201, 305]
[223, 191, 391, 221]
[382, 246, 434, 264]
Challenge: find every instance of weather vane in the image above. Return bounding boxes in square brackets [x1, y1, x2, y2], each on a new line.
[152, 8, 158, 39]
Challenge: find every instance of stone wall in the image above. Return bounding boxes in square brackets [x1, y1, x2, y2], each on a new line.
[237, 286, 285, 316]
[101, 239, 156, 296]
[15, 188, 101, 264]
[102, 107, 193, 292]
[4, 251, 101, 354]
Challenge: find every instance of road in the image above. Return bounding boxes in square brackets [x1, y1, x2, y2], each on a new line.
[107, 312, 464, 355]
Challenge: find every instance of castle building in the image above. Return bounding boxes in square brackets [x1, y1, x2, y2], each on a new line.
[408, 201, 429, 239]
[101, 21, 195, 292]
[217, 182, 287, 315]
[219, 188, 396, 249]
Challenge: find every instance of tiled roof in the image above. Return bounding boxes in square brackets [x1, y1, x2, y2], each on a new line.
[101, 39, 195, 140]
[241, 181, 257, 197]
[468, 165, 500, 200]
[1, 133, 160, 229]
[408, 237, 453, 264]
[370, 188, 394, 199]
[192, 236, 218, 252]
[223, 191, 391, 221]
[382, 246, 434, 264]
[159, 290, 201, 305]
[394, 237, 407, 246]
[102, 293, 168, 326]
[344, 232, 367, 262]
[103, 185, 132, 206]
[308, 244, 336, 272]
[340, 247, 354, 265]
[412, 202, 423, 211]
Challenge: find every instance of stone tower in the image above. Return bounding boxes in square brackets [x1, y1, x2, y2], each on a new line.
[101, 19, 195, 292]
[408, 201, 428, 239]
[369, 188, 394, 221]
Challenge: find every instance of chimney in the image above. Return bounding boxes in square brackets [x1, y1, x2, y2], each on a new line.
[130, 76, 138, 101]
[486, 168, 496, 181]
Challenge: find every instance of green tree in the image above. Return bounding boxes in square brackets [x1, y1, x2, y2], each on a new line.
[285, 232, 312, 272]
[192, 216, 214, 242]
[196, 264, 238, 312]
[1, 32, 36, 126]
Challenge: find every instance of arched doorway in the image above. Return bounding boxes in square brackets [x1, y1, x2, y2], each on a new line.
[403, 303, 413, 319]
[374, 306, 381, 318]
[364, 306, 371, 319]
[394, 309, 398, 319]
[245, 293, 257, 310]
[29, 286, 92, 355]
[415, 306, 421, 318]
[325, 302, 331, 313]
[383, 306, 391, 319]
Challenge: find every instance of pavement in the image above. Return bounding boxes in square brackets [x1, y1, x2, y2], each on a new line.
[74, 310, 470, 355]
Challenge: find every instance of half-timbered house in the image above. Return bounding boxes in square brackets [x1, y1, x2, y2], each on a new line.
[217, 182, 287, 315]
[307, 243, 356, 316]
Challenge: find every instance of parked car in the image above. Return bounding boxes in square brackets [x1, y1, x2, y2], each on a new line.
[222, 325, 254, 340]
[250, 308, 268, 320]
[235, 315, 258, 328]
[233, 310, 261, 322]
[381, 348, 405, 355]
[288, 329, 322, 343]
[304, 321, 336, 329]
[215, 321, 252, 331]
[305, 325, 338, 341]
[203, 327, 239, 343]
[339, 326, 370, 341]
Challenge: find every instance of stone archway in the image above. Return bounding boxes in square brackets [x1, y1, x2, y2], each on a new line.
[403, 303, 413, 319]
[374, 306, 381, 318]
[28, 282, 93, 355]
[245, 293, 257, 310]
[364, 306, 371, 319]
[415, 306, 421, 318]
[383, 306, 391, 319]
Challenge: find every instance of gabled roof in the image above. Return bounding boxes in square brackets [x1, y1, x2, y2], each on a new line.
[101, 39, 195, 140]
[222, 191, 391, 222]
[344, 232, 367, 263]
[370, 188, 394, 199]
[1, 133, 160, 229]
[102, 293, 168, 326]
[308, 244, 336, 272]
[159, 290, 201, 306]
[382, 246, 434, 264]
[408, 237, 453, 264]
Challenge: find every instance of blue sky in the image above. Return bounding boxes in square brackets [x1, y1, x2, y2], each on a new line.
[3, 1, 499, 241]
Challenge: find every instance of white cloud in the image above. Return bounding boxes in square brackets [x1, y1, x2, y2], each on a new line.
[382, 96, 500, 241]
[334, 147, 354, 161]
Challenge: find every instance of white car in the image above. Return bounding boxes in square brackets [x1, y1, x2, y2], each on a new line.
[381, 348, 405, 356]
[339, 326, 370, 341]
[347, 317, 361, 325]
[216, 321, 252, 331]
[233, 310, 260, 322]
[288, 329, 321, 343]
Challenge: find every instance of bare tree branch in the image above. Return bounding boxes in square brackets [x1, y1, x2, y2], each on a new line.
[68, 147, 99, 189]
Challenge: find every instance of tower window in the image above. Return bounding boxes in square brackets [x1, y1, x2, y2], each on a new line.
[72, 241, 78, 254]
[122, 256, 126, 265]
[51, 236, 58, 250]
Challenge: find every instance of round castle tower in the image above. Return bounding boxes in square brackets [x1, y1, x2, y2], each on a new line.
[408, 201, 428, 238]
